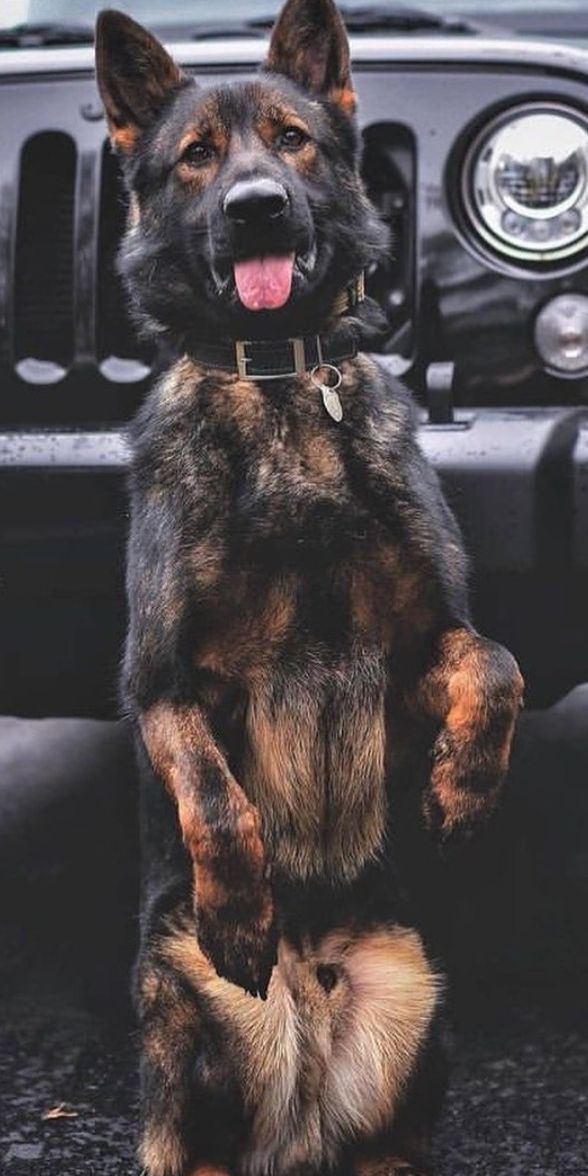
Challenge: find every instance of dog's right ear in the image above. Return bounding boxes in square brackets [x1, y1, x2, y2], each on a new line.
[95, 10, 186, 153]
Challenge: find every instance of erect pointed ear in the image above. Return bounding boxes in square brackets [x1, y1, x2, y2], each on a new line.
[265, 0, 356, 114]
[95, 10, 186, 153]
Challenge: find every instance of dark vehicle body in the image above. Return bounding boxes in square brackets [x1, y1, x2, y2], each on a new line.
[1, 23, 588, 715]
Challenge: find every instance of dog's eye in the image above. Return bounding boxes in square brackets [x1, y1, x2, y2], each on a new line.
[278, 126, 309, 151]
[180, 141, 214, 167]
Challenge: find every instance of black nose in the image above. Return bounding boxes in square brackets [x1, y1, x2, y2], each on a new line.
[223, 178, 289, 224]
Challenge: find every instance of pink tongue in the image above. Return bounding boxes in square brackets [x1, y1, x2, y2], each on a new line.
[234, 254, 295, 311]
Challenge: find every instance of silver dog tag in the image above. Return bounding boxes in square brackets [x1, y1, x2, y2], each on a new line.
[320, 383, 343, 422]
[311, 363, 344, 423]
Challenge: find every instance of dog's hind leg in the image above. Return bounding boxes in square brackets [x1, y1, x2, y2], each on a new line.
[347, 1117, 437, 1176]
[351, 1159, 427, 1176]
[189, 1169, 232, 1176]
[137, 929, 244, 1176]
[342, 1008, 448, 1176]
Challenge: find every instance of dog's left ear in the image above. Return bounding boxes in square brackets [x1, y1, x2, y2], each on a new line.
[265, 0, 356, 115]
[95, 9, 187, 153]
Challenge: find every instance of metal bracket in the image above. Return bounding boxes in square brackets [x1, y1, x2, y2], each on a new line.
[426, 361, 455, 424]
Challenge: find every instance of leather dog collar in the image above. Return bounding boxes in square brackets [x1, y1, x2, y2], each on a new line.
[191, 273, 366, 381]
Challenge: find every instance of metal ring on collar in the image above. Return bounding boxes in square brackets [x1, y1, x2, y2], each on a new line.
[310, 363, 342, 391]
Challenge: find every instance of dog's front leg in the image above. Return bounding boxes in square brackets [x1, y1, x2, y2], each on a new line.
[417, 627, 524, 839]
[140, 702, 276, 997]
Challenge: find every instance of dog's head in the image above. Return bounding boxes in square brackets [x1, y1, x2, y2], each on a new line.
[95, 0, 388, 342]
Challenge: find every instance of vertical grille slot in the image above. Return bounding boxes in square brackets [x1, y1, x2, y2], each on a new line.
[362, 123, 416, 360]
[14, 132, 76, 378]
[97, 142, 151, 381]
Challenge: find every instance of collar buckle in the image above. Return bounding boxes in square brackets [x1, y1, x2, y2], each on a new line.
[234, 339, 251, 380]
[289, 337, 307, 376]
[234, 336, 309, 381]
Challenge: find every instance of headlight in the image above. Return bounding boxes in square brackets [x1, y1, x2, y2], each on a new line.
[534, 294, 588, 375]
[462, 104, 588, 265]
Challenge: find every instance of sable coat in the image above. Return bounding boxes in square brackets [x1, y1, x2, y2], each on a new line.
[95, 2, 524, 1172]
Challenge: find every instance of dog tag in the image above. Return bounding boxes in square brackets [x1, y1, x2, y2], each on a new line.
[320, 383, 343, 422]
[310, 364, 343, 423]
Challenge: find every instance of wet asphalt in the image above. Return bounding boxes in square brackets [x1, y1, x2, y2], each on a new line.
[1, 979, 587, 1175]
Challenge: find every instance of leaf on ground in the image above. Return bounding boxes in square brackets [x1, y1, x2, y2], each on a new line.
[42, 1103, 79, 1121]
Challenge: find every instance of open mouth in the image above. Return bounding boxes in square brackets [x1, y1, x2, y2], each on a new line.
[211, 244, 318, 311]
[233, 254, 295, 311]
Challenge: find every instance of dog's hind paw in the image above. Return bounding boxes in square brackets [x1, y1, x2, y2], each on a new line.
[354, 1163, 428, 1176]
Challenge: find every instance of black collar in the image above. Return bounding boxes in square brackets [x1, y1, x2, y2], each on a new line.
[189, 274, 365, 381]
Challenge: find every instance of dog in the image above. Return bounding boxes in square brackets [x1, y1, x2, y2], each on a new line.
[95, 2, 524, 1173]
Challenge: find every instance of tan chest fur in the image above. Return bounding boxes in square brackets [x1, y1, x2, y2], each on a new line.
[192, 545, 431, 883]
[186, 373, 434, 883]
[165, 923, 440, 1176]
[242, 645, 388, 881]
[191, 551, 431, 885]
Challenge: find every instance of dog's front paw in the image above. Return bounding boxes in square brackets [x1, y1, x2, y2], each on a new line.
[423, 729, 506, 842]
[196, 884, 277, 998]
[193, 798, 277, 996]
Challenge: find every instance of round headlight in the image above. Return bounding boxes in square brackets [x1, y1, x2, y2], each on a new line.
[534, 294, 588, 375]
[462, 104, 588, 264]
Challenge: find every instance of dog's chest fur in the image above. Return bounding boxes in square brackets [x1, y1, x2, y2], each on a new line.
[132, 356, 434, 882]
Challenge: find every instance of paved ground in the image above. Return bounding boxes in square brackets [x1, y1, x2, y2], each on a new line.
[0, 977, 586, 1175]
[434, 981, 588, 1175]
[1, 699, 587, 1175]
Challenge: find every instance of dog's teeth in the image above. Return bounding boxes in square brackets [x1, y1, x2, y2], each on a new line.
[211, 263, 231, 294]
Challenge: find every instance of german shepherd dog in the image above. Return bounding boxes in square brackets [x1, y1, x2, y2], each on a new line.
[95, 2, 524, 1173]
